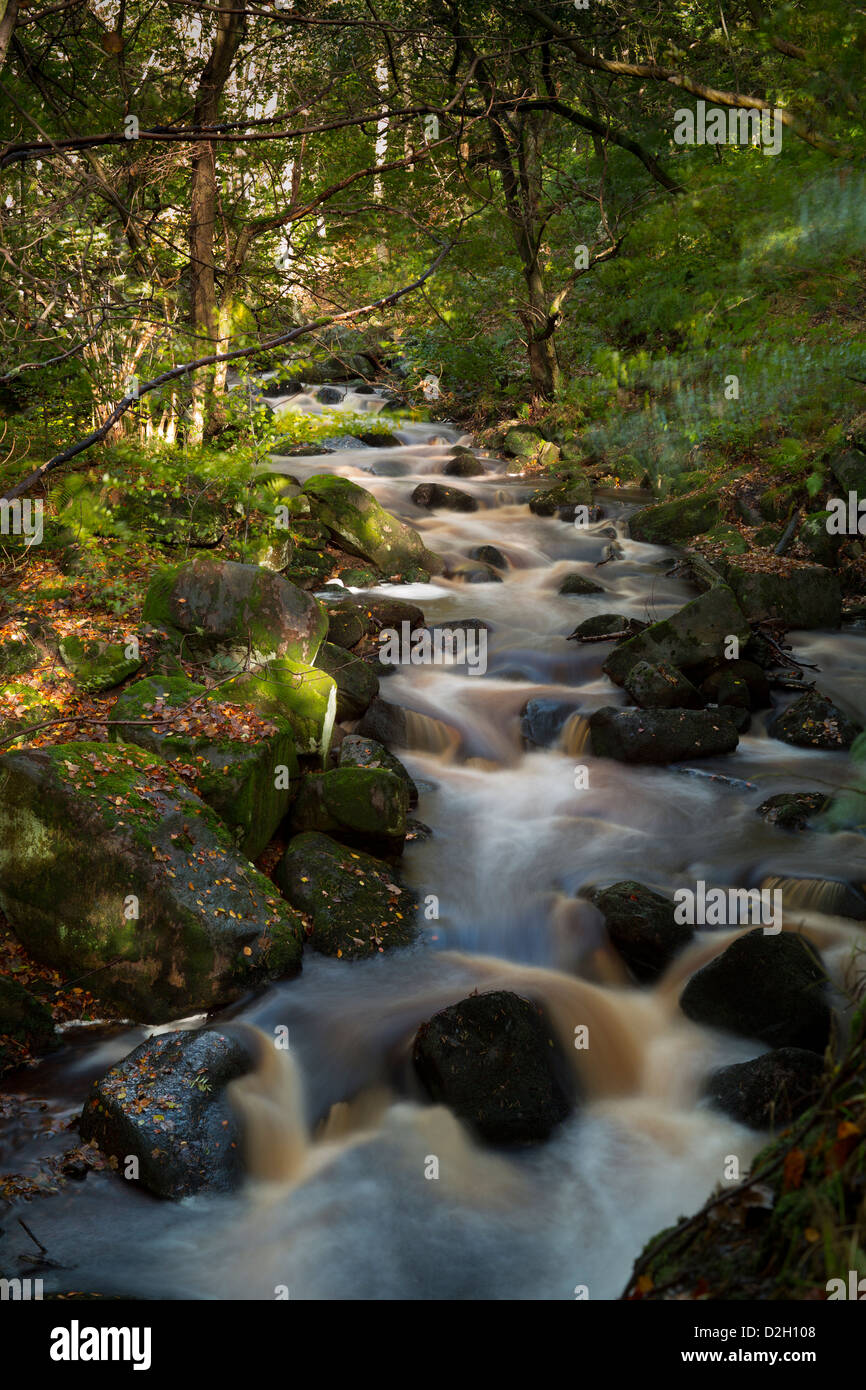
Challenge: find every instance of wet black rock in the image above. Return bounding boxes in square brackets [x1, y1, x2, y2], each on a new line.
[444, 453, 486, 477]
[468, 544, 508, 570]
[679, 929, 832, 1053]
[589, 706, 739, 763]
[80, 1028, 257, 1199]
[520, 697, 582, 749]
[567, 614, 641, 642]
[704, 1047, 824, 1130]
[412, 483, 478, 512]
[591, 881, 693, 983]
[559, 573, 604, 596]
[756, 792, 827, 831]
[412, 990, 573, 1144]
[359, 431, 401, 448]
[355, 696, 408, 748]
[767, 691, 861, 750]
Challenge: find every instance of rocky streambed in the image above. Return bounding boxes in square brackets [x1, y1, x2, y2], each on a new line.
[1, 382, 865, 1300]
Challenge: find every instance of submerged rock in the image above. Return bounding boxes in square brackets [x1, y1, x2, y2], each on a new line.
[277, 831, 417, 957]
[80, 1028, 256, 1198]
[704, 1047, 824, 1130]
[767, 691, 861, 750]
[0, 743, 304, 1021]
[412, 482, 478, 512]
[679, 929, 832, 1053]
[591, 880, 693, 983]
[412, 990, 573, 1145]
[589, 706, 739, 763]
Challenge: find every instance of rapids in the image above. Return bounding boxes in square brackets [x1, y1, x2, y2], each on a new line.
[2, 380, 865, 1300]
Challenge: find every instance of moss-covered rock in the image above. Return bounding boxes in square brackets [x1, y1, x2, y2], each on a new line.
[109, 674, 298, 860]
[276, 830, 417, 957]
[314, 641, 379, 720]
[502, 426, 559, 468]
[0, 743, 304, 1021]
[721, 560, 842, 630]
[628, 490, 720, 544]
[623, 660, 703, 710]
[338, 734, 418, 808]
[0, 976, 57, 1072]
[303, 474, 444, 575]
[800, 511, 841, 567]
[141, 557, 327, 671]
[217, 659, 337, 760]
[829, 447, 866, 496]
[603, 585, 750, 686]
[0, 681, 61, 746]
[322, 596, 367, 649]
[529, 477, 591, 518]
[59, 634, 142, 694]
[756, 792, 828, 831]
[290, 766, 408, 851]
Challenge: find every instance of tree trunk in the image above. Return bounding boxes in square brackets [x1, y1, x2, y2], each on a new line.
[188, 0, 246, 443]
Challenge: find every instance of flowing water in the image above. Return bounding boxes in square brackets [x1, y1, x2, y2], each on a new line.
[3, 382, 866, 1300]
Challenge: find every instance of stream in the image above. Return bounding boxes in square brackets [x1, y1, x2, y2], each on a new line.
[3, 380, 866, 1300]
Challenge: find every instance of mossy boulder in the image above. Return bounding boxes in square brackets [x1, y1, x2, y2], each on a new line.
[756, 792, 827, 831]
[721, 561, 842, 630]
[444, 451, 485, 478]
[303, 474, 444, 575]
[109, 674, 299, 860]
[767, 691, 861, 750]
[142, 557, 327, 671]
[829, 448, 866, 496]
[680, 929, 832, 1053]
[590, 881, 692, 983]
[338, 734, 418, 808]
[0, 681, 61, 746]
[0, 743, 304, 1021]
[80, 1027, 255, 1198]
[623, 660, 703, 710]
[217, 659, 337, 760]
[800, 511, 841, 568]
[0, 976, 57, 1072]
[628, 491, 720, 544]
[589, 706, 739, 763]
[529, 477, 591, 518]
[290, 766, 408, 851]
[502, 427, 560, 469]
[58, 634, 142, 694]
[603, 585, 750, 687]
[314, 641, 379, 720]
[277, 830, 417, 957]
[231, 526, 294, 572]
[322, 596, 367, 649]
[412, 990, 573, 1145]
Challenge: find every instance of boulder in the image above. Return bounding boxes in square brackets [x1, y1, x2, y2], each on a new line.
[704, 1047, 824, 1130]
[290, 767, 408, 851]
[502, 427, 559, 468]
[0, 977, 57, 1072]
[628, 490, 720, 544]
[0, 743, 304, 1021]
[58, 634, 142, 694]
[213, 660, 336, 761]
[722, 561, 842, 630]
[699, 659, 770, 710]
[109, 675, 298, 860]
[80, 1028, 255, 1198]
[412, 990, 572, 1144]
[358, 431, 401, 448]
[589, 706, 739, 763]
[412, 482, 478, 513]
[603, 585, 750, 687]
[829, 448, 866, 496]
[679, 929, 832, 1052]
[322, 598, 367, 650]
[591, 880, 693, 983]
[338, 734, 418, 808]
[142, 557, 327, 671]
[314, 641, 379, 720]
[444, 453, 486, 477]
[303, 474, 444, 575]
[623, 661, 704, 710]
[559, 573, 603, 596]
[528, 478, 591, 518]
[277, 831, 417, 957]
[355, 696, 408, 748]
[767, 691, 861, 750]
[568, 614, 638, 642]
